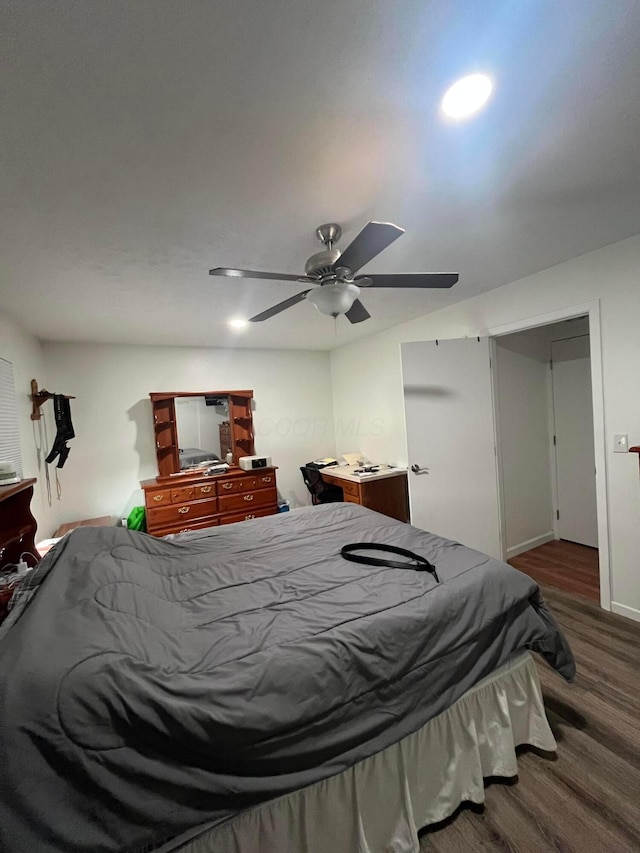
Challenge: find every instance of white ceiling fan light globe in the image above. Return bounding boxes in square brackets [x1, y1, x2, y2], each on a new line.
[306, 283, 361, 317]
[441, 73, 493, 120]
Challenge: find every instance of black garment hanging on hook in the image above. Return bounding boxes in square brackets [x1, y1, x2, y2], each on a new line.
[45, 395, 75, 468]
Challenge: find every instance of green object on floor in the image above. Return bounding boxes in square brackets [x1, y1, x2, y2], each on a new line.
[126, 506, 146, 532]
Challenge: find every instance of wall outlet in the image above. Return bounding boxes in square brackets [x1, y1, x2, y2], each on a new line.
[613, 434, 628, 453]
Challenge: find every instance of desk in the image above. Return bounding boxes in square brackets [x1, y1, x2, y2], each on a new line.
[321, 466, 409, 523]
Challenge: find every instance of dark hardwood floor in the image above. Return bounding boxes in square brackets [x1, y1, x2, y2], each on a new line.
[508, 538, 600, 601]
[421, 586, 640, 851]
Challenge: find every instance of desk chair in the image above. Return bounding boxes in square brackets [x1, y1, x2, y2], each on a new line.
[300, 466, 344, 506]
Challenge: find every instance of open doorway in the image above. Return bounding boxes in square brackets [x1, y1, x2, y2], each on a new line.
[492, 316, 600, 601]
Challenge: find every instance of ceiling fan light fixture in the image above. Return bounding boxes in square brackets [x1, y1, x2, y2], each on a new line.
[306, 283, 361, 317]
[228, 318, 248, 329]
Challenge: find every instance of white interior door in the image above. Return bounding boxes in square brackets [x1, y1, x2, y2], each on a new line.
[551, 335, 598, 548]
[401, 338, 502, 558]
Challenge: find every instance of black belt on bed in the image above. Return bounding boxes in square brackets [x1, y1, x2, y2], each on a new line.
[341, 543, 440, 583]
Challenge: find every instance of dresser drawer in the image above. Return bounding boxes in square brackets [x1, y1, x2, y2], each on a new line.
[170, 485, 195, 503]
[218, 488, 276, 514]
[146, 487, 173, 507]
[219, 506, 277, 525]
[216, 472, 276, 495]
[161, 517, 220, 536]
[340, 480, 361, 499]
[147, 497, 218, 528]
[217, 478, 241, 495]
[253, 472, 276, 489]
[193, 482, 216, 499]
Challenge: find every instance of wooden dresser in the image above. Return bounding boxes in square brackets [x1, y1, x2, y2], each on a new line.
[0, 479, 39, 569]
[1, 479, 40, 624]
[141, 467, 278, 537]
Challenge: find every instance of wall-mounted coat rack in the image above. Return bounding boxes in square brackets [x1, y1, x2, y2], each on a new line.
[30, 379, 75, 421]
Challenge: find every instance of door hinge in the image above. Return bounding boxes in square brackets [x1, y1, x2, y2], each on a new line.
[550, 359, 553, 370]
[556, 510, 560, 520]
[553, 435, 556, 446]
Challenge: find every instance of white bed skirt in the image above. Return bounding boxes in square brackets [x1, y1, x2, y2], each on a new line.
[164, 651, 555, 853]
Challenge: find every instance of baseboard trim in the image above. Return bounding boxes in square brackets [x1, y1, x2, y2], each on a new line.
[506, 532, 555, 560]
[611, 601, 640, 624]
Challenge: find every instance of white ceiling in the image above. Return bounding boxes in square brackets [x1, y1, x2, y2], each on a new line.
[1, 0, 640, 351]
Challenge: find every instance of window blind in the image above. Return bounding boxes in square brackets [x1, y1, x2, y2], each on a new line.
[0, 358, 23, 479]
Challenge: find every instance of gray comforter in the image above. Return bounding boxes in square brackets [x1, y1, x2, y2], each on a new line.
[0, 503, 574, 853]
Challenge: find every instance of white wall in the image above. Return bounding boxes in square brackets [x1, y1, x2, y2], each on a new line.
[39, 343, 336, 530]
[495, 329, 554, 556]
[330, 234, 640, 619]
[0, 311, 57, 539]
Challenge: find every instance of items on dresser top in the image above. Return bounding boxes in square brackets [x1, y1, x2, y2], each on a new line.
[239, 455, 272, 470]
[0, 461, 19, 486]
[141, 467, 278, 537]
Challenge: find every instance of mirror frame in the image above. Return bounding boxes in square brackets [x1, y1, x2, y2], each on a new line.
[150, 390, 255, 479]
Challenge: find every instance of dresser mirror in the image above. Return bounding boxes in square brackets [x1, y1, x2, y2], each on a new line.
[174, 395, 230, 470]
[150, 390, 255, 479]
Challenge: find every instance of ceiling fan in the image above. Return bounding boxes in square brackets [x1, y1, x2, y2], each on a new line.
[209, 221, 458, 324]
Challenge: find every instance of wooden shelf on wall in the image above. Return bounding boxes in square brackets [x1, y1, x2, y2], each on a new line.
[30, 379, 75, 421]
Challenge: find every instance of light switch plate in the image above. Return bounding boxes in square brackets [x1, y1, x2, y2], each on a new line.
[613, 434, 628, 453]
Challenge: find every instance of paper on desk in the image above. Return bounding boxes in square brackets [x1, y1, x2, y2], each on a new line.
[341, 452, 362, 466]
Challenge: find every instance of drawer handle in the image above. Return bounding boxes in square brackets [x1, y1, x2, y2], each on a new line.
[200, 485, 212, 493]
[153, 495, 164, 502]
[261, 476, 272, 483]
[178, 506, 190, 514]
[243, 494, 254, 502]
[222, 482, 234, 490]
[245, 514, 256, 520]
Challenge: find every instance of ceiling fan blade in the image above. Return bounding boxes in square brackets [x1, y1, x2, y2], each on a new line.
[345, 299, 371, 324]
[358, 272, 459, 289]
[248, 290, 311, 322]
[334, 221, 404, 275]
[209, 267, 305, 282]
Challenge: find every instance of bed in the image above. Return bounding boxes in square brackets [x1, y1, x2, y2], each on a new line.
[0, 503, 574, 853]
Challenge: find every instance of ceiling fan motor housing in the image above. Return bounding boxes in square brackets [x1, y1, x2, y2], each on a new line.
[304, 247, 342, 279]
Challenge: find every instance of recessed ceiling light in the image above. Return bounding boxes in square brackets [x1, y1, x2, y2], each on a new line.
[441, 73, 493, 120]
[228, 318, 248, 329]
